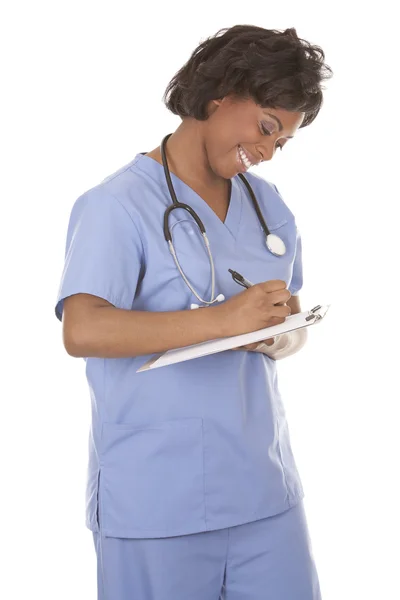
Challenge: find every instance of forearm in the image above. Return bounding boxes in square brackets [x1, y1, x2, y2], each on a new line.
[259, 328, 308, 360]
[67, 305, 227, 359]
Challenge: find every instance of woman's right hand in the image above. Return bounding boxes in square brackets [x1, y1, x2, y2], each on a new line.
[213, 280, 292, 337]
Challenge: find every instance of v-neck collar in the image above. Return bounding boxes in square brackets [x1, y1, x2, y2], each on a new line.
[134, 153, 243, 240]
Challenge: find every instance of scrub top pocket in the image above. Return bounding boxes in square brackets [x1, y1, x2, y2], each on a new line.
[99, 417, 206, 537]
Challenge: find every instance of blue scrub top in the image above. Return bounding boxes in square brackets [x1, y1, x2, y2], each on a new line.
[55, 153, 305, 538]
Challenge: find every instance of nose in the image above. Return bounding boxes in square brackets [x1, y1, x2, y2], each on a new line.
[256, 142, 276, 162]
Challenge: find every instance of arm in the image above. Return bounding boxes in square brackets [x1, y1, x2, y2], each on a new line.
[63, 293, 227, 358]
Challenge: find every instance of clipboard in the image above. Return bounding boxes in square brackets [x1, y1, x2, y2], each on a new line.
[137, 304, 330, 372]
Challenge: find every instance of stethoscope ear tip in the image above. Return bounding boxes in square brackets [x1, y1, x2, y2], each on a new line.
[190, 294, 225, 309]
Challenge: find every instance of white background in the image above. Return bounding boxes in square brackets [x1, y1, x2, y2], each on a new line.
[2, 1, 399, 598]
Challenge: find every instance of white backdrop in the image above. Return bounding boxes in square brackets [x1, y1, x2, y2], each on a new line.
[2, 1, 399, 599]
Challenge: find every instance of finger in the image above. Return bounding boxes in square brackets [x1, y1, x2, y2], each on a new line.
[257, 280, 287, 293]
[231, 344, 257, 351]
[252, 338, 276, 351]
[245, 343, 261, 351]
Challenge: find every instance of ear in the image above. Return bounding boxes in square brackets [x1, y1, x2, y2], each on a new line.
[207, 98, 223, 117]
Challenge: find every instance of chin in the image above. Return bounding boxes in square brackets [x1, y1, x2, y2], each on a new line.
[210, 161, 237, 180]
[207, 150, 238, 180]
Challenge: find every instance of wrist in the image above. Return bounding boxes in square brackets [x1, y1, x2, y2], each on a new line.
[208, 303, 232, 338]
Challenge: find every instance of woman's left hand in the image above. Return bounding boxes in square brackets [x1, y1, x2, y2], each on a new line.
[232, 337, 276, 352]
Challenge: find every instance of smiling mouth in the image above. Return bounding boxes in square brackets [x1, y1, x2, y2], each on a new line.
[237, 145, 257, 171]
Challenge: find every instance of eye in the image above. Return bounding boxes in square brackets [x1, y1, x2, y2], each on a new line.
[260, 122, 284, 151]
[260, 122, 274, 136]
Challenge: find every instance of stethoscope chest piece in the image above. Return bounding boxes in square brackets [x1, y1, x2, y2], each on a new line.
[266, 233, 286, 256]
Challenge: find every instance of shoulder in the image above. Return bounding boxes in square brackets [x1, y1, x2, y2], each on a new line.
[238, 170, 296, 226]
[69, 155, 152, 221]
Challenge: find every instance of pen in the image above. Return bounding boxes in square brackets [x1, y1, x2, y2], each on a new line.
[228, 269, 254, 289]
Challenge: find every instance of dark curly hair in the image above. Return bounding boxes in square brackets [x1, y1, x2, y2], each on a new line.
[163, 25, 333, 128]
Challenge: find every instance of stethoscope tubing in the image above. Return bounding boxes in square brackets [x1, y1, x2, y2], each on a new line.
[160, 133, 286, 306]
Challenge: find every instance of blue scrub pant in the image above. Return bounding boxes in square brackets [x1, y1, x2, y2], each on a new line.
[92, 499, 322, 599]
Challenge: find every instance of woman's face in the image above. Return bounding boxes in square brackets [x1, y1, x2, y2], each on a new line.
[203, 96, 305, 179]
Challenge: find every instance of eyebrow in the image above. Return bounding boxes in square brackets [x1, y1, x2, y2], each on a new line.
[264, 111, 294, 139]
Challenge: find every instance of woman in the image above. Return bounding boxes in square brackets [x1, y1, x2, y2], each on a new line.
[55, 24, 332, 600]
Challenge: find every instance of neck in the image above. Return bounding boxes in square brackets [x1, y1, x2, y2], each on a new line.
[153, 119, 226, 190]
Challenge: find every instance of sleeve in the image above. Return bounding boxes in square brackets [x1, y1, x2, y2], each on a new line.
[288, 225, 303, 296]
[55, 188, 144, 322]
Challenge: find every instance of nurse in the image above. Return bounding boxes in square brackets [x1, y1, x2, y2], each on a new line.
[55, 24, 332, 600]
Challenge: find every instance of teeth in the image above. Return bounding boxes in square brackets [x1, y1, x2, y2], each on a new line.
[238, 146, 252, 169]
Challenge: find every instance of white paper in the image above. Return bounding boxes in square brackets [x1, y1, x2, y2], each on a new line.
[137, 304, 330, 372]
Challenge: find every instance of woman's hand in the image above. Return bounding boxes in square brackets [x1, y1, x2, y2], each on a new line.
[213, 279, 291, 340]
[232, 337, 277, 352]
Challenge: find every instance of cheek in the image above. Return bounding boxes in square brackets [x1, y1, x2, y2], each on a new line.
[208, 109, 246, 148]
[209, 129, 247, 160]
[205, 112, 258, 170]
[206, 131, 237, 170]
[210, 125, 238, 151]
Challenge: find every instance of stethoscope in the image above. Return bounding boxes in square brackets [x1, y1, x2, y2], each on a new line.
[161, 133, 286, 308]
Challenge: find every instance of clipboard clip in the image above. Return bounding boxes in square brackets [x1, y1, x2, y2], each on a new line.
[305, 304, 324, 322]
